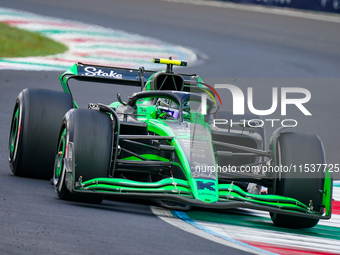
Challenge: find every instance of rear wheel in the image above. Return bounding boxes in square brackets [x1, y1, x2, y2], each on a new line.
[8, 89, 73, 179]
[270, 132, 325, 228]
[54, 108, 114, 204]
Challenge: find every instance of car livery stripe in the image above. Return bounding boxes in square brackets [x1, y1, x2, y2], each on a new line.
[0, 7, 197, 71]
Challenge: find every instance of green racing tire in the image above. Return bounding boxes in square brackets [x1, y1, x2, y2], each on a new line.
[8, 89, 73, 179]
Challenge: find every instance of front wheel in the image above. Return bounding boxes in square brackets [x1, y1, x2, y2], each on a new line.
[54, 108, 114, 204]
[270, 132, 326, 228]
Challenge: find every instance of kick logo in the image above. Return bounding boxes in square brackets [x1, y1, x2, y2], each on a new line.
[196, 181, 216, 192]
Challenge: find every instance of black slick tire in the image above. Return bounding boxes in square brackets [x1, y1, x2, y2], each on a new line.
[270, 132, 326, 228]
[8, 89, 73, 179]
[54, 108, 114, 204]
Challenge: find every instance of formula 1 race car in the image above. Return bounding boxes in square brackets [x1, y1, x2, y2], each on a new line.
[8, 58, 332, 228]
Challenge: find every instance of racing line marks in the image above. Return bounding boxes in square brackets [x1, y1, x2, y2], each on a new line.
[150, 206, 272, 255]
[153, 182, 340, 255]
[0, 8, 197, 71]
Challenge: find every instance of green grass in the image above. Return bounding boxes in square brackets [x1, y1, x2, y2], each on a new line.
[0, 22, 68, 58]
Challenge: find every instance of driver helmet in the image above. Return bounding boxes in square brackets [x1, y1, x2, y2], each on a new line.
[157, 98, 189, 119]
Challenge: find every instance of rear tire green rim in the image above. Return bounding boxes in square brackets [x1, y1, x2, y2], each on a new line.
[9, 105, 20, 162]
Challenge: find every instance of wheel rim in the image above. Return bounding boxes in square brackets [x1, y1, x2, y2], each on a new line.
[9, 105, 21, 163]
[54, 128, 67, 185]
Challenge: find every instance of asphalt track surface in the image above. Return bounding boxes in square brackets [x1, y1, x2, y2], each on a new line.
[0, 0, 340, 254]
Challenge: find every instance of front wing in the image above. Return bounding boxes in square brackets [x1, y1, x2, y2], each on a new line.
[63, 158, 332, 220]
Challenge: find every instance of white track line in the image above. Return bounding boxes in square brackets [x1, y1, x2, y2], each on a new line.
[151, 206, 276, 255]
[152, 184, 340, 254]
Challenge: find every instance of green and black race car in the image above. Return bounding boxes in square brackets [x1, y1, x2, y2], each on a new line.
[8, 58, 332, 229]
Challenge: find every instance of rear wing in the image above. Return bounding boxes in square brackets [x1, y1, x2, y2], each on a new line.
[59, 62, 197, 95]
